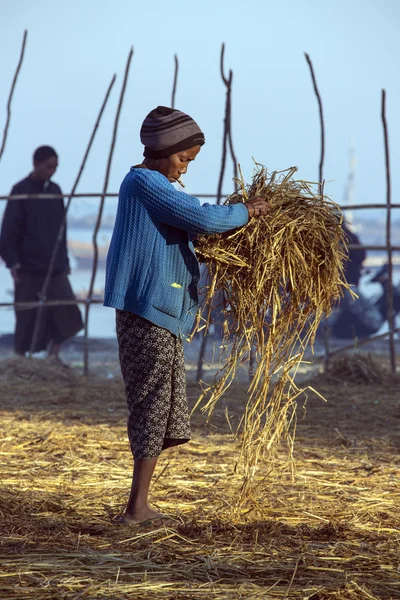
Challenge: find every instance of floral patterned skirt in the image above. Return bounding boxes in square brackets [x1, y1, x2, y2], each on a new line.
[116, 310, 191, 459]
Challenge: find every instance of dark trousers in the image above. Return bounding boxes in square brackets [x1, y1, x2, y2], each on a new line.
[14, 271, 83, 354]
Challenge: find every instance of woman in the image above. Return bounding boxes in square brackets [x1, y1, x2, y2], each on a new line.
[104, 106, 269, 525]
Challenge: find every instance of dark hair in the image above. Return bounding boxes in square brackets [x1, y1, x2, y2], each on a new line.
[33, 145, 58, 163]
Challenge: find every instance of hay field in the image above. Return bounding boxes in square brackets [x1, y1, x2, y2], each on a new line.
[0, 357, 399, 599]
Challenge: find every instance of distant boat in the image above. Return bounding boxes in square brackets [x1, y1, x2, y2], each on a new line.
[68, 240, 109, 270]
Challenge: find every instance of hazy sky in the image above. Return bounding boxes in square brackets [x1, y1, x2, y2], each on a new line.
[0, 0, 399, 221]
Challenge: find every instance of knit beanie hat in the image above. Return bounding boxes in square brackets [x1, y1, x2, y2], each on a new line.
[140, 106, 205, 158]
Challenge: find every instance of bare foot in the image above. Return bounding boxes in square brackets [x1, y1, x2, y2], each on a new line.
[120, 507, 177, 527]
[46, 355, 69, 369]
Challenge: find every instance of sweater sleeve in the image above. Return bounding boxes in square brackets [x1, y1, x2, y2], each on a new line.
[133, 170, 249, 234]
[0, 185, 24, 268]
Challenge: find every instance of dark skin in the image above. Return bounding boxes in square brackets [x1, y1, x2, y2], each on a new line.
[32, 155, 58, 182]
[143, 145, 201, 183]
[142, 146, 269, 216]
[11, 154, 65, 360]
[11, 155, 59, 283]
[122, 146, 270, 526]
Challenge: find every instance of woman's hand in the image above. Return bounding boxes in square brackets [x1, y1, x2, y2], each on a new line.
[246, 197, 271, 218]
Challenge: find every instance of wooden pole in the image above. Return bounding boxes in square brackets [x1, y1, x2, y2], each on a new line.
[196, 331, 208, 382]
[28, 74, 116, 356]
[305, 52, 330, 367]
[1, 299, 104, 310]
[315, 327, 400, 362]
[381, 89, 397, 373]
[83, 47, 134, 376]
[2, 193, 400, 211]
[198, 43, 236, 381]
[220, 45, 238, 186]
[171, 54, 179, 109]
[0, 30, 28, 161]
[304, 53, 325, 196]
[216, 43, 231, 206]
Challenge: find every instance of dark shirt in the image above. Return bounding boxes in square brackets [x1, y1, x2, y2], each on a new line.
[343, 224, 366, 286]
[0, 175, 69, 275]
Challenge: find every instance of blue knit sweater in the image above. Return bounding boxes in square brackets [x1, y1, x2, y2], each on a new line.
[104, 168, 249, 338]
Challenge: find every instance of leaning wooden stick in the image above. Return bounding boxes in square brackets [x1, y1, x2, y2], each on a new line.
[197, 43, 238, 381]
[305, 52, 330, 366]
[28, 74, 117, 356]
[216, 43, 235, 206]
[220, 42, 238, 185]
[171, 54, 179, 109]
[381, 89, 396, 374]
[83, 47, 134, 376]
[0, 30, 28, 162]
[304, 52, 325, 195]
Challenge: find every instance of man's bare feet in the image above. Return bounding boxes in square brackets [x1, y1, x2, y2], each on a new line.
[46, 355, 69, 369]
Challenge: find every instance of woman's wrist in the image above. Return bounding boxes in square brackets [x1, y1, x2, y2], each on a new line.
[246, 203, 254, 218]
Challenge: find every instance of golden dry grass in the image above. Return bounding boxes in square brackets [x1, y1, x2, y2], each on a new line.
[194, 166, 353, 493]
[0, 357, 399, 599]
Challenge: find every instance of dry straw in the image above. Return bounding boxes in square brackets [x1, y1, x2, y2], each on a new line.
[325, 352, 400, 386]
[1, 357, 399, 599]
[2, 357, 399, 599]
[194, 165, 353, 497]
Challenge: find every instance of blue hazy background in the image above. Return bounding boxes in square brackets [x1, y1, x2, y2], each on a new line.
[1, 0, 400, 219]
[0, 0, 399, 340]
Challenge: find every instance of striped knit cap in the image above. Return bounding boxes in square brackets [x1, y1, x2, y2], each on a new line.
[140, 106, 205, 158]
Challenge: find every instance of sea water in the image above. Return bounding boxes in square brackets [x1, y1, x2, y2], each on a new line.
[0, 228, 399, 339]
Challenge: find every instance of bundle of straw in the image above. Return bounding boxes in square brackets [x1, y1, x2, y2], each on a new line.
[194, 165, 352, 497]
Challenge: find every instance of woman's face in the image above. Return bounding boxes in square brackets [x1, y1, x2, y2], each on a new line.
[154, 145, 201, 183]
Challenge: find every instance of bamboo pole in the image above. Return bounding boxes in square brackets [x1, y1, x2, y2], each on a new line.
[248, 346, 256, 381]
[227, 108, 238, 185]
[381, 89, 397, 373]
[328, 203, 400, 211]
[305, 52, 330, 366]
[171, 54, 179, 109]
[315, 327, 400, 362]
[347, 245, 400, 251]
[0, 192, 237, 201]
[196, 331, 208, 382]
[1, 193, 400, 211]
[198, 43, 236, 381]
[28, 74, 117, 356]
[83, 47, 134, 376]
[216, 43, 231, 206]
[0, 299, 103, 310]
[304, 53, 325, 196]
[0, 30, 28, 162]
[219, 44, 238, 185]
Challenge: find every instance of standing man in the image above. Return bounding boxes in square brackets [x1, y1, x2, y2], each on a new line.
[0, 145, 83, 360]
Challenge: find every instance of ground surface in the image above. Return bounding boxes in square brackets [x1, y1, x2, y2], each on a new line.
[0, 357, 399, 599]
